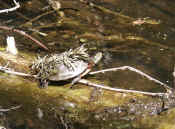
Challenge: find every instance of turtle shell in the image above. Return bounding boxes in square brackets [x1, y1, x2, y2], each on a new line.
[48, 60, 88, 81]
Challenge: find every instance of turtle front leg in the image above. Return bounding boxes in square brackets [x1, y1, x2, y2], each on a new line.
[70, 64, 92, 87]
[39, 79, 49, 88]
[71, 52, 102, 87]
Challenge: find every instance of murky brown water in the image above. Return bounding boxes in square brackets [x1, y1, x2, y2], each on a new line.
[0, 0, 175, 129]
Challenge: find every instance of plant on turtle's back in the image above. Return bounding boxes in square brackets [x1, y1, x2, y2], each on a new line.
[31, 45, 102, 88]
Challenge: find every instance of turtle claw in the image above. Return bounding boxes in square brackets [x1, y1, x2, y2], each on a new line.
[70, 76, 82, 88]
[39, 79, 49, 88]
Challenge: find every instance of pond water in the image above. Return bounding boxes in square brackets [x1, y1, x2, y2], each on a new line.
[0, 0, 175, 129]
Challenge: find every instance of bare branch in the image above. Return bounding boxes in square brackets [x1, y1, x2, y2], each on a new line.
[79, 79, 166, 97]
[0, 66, 36, 77]
[0, 25, 49, 50]
[0, 105, 21, 112]
[89, 66, 172, 90]
[0, 0, 20, 14]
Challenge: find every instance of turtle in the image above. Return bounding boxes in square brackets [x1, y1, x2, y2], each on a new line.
[31, 45, 102, 88]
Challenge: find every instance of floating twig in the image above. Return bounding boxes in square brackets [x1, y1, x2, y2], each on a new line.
[19, 10, 55, 28]
[0, 0, 20, 14]
[84, 1, 134, 21]
[79, 79, 166, 97]
[28, 28, 48, 37]
[0, 105, 21, 112]
[126, 36, 170, 50]
[0, 65, 36, 78]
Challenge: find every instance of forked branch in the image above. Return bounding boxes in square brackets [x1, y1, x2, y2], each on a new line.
[89, 66, 172, 90]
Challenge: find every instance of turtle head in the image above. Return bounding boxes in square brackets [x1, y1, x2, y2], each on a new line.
[91, 52, 102, 65]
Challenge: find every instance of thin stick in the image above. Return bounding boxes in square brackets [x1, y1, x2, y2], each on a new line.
[79, 79, 166, 97]
[0, 66, 37, 78]
[89, 66, 172, 90]
[0, 105, 21, 112]
[28, 28, 48, 37]
[1, 1, 29, 20]
[86, 1, 134, 20]
[0, 0, 20, 14]
[20, 10, 55, 28]
[0, 26, 49, 50]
